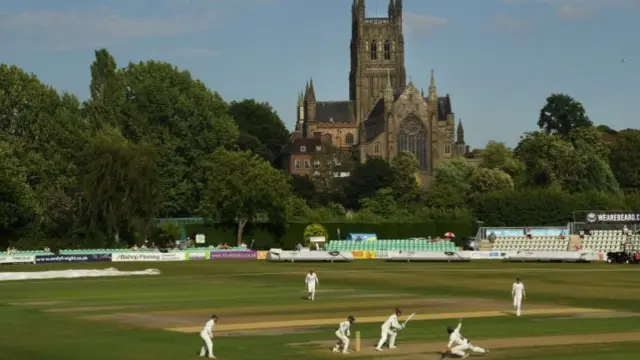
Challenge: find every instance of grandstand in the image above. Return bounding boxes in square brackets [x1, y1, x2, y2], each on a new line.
[490, 236, 570, 251]
[326, 238, 457, 252]
[581, 230, 640, 253]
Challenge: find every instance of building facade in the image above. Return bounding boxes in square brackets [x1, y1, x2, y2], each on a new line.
[291, 0, 468, 184]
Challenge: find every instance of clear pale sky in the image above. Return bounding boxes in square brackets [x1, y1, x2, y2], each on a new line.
[1, 0, 638, 148]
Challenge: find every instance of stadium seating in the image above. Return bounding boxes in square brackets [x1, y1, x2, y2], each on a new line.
[325, 238, 457, 252]
[581, 230, 640, 253]
[491, 236, 569, 251]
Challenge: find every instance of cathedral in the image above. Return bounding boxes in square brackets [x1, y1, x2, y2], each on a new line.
[291, 0, 467, 183]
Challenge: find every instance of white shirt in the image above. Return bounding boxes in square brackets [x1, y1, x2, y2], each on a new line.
[337, 320, 351, 336]
[447, 323, 467, 347]
[382, 314, 402, 330]
[512, 282, 525, 298]
[305, 273, 318, 285]
[202, 319, 215, 337]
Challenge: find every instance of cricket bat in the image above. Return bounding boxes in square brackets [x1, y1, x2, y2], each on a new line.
[402, 312, 416, 327]
[355, 331, 361, 352]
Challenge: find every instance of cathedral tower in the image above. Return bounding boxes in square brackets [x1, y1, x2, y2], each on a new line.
[349, 0, 407, 124]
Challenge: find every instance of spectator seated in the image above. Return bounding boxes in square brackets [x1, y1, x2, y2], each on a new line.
[325, 238, 457, 252]
[491, 236, 569, 251]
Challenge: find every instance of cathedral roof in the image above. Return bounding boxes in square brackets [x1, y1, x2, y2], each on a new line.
[315, 101, 355, 123]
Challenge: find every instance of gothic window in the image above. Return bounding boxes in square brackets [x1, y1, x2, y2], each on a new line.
[444, 142, 452, 155]
[370, 40, 377, 60]
[374, 143, 380, 154]
[384, 40, 390, 60]
[345, 133, 354, 146]
[397, 115, 428, 170]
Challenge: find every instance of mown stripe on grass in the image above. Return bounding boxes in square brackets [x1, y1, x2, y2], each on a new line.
[166, 307, 605, 333]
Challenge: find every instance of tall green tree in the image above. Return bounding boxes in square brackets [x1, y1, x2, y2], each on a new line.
[228, 99, 290, 162]
[610, 129, 640, 190]
[199, 149, 291, 245]
[118, 60, 239, 216]
[390, 151, 420, 202]
[79, 127, 161, 244]
[479, 141, 524, 180]
[85, 48, 125, 130]
[537, 93, 592, 136]
[344, 157, 394, 209]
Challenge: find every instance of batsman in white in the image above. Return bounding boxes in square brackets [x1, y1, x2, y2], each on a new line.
[332, 315, 356, 354]
[375, 308, 404, 351]
[512, 277, 526, 316]
[199, 314, 218, 359]
[443, 318, 488, 359]
[305, 270, 319, 300]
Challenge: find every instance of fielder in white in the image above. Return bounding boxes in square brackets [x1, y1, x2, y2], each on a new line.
[512, 277, 526, 316]
[305, 270, 319, 300]
[444, 318, 488, 359]
[375, 308, 404, 351]
[199, 314, 218, 359]
[332, 315, 356, 354]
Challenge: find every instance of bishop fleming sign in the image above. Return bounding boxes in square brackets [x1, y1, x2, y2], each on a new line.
[586, 211, 640, 223]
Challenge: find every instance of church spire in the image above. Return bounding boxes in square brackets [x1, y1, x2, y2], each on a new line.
[456, 118, 465, 144]
[428, 69, 437, 101]
[305, 78, 316, 102]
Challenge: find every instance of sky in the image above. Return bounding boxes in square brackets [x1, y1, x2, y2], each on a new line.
[1, 0, 639, 148]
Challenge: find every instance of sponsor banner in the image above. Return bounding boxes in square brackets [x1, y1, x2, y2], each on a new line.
[35, 254, 112, 264]
[469, 251, 505, 259]
[485, 228, 524, 237]
[351, 250, 376, 259]
[186, 252, 209, 261]
[112, 252, 186, 262]
[528, 227, 568, 237]
[210, 250, 257, 260]
[0, 255, 36, 264]
[346, 233, 377, 241]
[257, 251, 268, 260]
[586, 211, 640, 223]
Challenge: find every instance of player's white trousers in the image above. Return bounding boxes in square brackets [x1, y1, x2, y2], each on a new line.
[335, 331, 349, 350]
[451, 342, 486, 356]
[199, 331, 214, 358]
[376, 328, 397, 349]
[307, 284, 316, 300]
[513, 295, 522, 316]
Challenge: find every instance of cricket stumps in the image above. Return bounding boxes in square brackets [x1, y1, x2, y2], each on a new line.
[355, 331, 360, 352]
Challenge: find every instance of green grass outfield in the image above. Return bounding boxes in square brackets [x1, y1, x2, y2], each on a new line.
[0, 261, 639, 360]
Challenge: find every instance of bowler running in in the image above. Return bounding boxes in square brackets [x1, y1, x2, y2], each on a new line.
[305, 270, 319, 300]
[443, 318, 488, 359]
[512, 277, 526, 316]
[332, 315, 356, 354]
[375, 308, 404, 351]
[199, 314, 218, 359]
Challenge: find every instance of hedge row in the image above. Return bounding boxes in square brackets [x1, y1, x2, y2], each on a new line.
[184, 220, 474, 250]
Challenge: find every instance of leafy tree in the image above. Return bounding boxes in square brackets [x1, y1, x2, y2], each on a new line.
[390, 151, 420, 200]
[515, 131, 580, 188]
[537, 93, 592, 136]
[85, 48, 125, 130]
[568, 126, 609, 160]
[479, 141, 524, 180]
[303, 223, 329, 246]
[359, 188, 399, 216]
[344, 157, 394, 209]
[423, 183, 466, 209]
[610, 129, 640, 191]
[79, 127, 161, 244]
[228, 99, 290, 162]
[118, 60, 239, 216]
[289, 175, 318, 206]
[311, 146, 354, 204]
[468, 168, 514, 196]
[199, 149, 291, 245]
[0, 140, 39, 247]
[431, 157, 475, 193]
[236, 132, 273, 163]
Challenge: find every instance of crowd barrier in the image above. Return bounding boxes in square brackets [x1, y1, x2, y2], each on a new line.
[0, 249, 607, 265]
